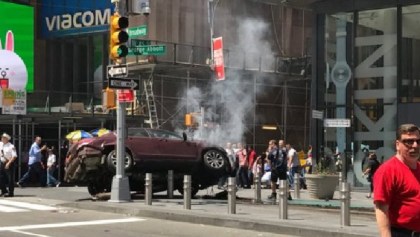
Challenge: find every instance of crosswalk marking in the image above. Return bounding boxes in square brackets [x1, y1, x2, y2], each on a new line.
[0, 218, 145, 231]
[0, 200, 56, 213]
[0, 204, 29, 213]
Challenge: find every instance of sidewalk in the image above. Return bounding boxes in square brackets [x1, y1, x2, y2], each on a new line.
[13, 186, 379, 237]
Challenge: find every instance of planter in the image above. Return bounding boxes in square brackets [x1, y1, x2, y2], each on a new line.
[305, 174, 339, 200]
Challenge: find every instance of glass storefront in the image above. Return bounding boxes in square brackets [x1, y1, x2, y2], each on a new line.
[314, 3, 420, 186]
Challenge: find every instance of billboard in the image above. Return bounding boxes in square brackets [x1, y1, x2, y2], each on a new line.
[40, 0, 113, 38]
[0, 1, 34, 92]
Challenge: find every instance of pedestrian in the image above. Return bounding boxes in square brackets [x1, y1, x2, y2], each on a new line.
[306, 145, 313, 174]
[286, 143, 299, 187]
[373, 123, 420, 236]
[363, 152, 380, 198]
[267, 139, 291, 200]
[0, 133, 17, 197]
[17, 136, 48, 187]
[218, 142, 236, 190]
[46, 148, 60, 187]
[247, 145, 256, 186]
[236, 143, 249, 188]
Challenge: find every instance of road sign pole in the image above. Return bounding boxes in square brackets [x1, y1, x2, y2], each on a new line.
[109, 0, 131, 203]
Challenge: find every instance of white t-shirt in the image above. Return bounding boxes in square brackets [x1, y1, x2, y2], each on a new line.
[0, 142, 17, 163]
[47, 154, 56, 167]
[288, 148, 299, 167]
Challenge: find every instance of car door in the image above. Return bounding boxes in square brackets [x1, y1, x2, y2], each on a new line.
[126, 128, 160, 170]
[148, 129, 199, 171]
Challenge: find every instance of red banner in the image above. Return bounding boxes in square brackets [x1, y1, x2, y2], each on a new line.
[212, 37, 225, 81]
[117, 89, 134, 103]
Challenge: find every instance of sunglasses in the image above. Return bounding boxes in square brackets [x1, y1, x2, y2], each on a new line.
[400, 139, 420, 146]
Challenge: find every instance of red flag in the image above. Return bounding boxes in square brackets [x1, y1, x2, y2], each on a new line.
[212, 37, 225, 81]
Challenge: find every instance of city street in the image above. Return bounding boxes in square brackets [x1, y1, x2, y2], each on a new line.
[0, 199, 297, 237]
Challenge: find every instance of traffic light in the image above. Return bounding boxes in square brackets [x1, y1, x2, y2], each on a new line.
[109, 13, 129, 61]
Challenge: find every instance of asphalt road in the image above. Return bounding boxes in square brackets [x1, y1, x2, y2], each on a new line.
[0, 200, 297, 237]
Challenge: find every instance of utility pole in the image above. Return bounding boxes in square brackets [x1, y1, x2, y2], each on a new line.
[109, 0, 131, 202]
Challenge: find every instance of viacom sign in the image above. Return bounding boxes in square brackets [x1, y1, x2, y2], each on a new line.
[40, 0, 113, 38]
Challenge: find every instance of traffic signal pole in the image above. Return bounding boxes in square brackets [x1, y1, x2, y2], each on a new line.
[109, 0, 131, 203]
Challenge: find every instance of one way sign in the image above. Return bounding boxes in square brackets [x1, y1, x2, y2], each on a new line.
[107, 64, 128, 78]
[108, 77, 140, 90]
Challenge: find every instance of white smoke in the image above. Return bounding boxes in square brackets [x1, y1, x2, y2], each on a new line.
[178, 17, 275, 145]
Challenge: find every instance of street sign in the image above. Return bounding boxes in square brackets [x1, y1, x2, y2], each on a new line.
[128, 25, 147, 38]
[117, 89, 134, 103]
[108, 77, 140, 90]
[324, 119, 351, 128]
[312, 110, 323, 119]
[130, 45, 166, 56]
[107, 64, 128, 78]
[131, 39, 151, 46]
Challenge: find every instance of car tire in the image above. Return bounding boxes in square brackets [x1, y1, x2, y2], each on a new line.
[202, 149, 227, 172]
[106, 149, 134, 173]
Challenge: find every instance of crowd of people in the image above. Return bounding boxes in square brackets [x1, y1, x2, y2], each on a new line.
[217, 139, 312, 201]
[0, 134, 60, 197]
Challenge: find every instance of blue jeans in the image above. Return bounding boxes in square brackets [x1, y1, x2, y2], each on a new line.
[289, 166, 299, 186]
[47, 166, 59, 186]
[19, 162, 46, 186]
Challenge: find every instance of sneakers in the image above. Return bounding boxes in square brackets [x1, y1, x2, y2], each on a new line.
[56, 182, 61, 188]
[16, 182, 22, 188]
[267, 193, 277, 200]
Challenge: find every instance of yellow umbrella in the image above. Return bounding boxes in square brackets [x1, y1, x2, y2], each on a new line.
[90, 128, 111, 137]
[65, 130, 93, 140]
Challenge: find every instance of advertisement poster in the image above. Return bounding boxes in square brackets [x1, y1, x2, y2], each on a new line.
[0, 1, 34, 93]
[212, 37, 225, 81]
[2, 89, 26, 115]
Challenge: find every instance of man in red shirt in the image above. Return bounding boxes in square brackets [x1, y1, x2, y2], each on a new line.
[373, 123, 420, 237]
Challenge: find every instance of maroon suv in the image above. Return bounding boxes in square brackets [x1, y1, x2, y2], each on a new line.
[64, 128, 231, 196]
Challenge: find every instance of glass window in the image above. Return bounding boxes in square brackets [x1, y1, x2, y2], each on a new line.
[128, 128, 149, 137]
[401, 5, 420, 102]
[148, 130, 183, 140]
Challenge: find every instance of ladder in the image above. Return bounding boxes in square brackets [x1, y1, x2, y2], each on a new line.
[144, 78, 159, 128]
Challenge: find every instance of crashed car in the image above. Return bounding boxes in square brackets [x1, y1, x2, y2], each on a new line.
[64, 128, 231, 196]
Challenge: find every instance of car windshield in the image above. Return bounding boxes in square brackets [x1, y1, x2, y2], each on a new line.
[127, 128, 150, 137]
[148, 129, 183, 140]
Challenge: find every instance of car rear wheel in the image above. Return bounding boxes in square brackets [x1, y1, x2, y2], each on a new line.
[203, 149, 226, 171]
[106, 149, 134, 172]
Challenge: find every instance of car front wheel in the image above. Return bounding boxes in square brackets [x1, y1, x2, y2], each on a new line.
[203, 149, 226, 171]
[106, 149, 134, 173]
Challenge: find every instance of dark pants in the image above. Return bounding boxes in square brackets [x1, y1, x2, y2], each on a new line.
[0, 162, 15, 195]
[19, 162, 45, 186]
[236, 166, 249, 188]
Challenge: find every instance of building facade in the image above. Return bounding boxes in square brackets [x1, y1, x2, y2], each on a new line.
[306, 0, 420, 186]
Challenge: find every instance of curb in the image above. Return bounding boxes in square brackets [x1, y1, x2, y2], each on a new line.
[60, 201, 376, 237]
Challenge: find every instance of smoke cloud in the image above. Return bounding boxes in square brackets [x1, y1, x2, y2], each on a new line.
[177, 17, 275, 146]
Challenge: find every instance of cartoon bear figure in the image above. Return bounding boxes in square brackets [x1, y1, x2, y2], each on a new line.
[0, 30, 28, 91]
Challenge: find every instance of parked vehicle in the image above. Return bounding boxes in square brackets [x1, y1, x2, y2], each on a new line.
[64, 128, 231, 196]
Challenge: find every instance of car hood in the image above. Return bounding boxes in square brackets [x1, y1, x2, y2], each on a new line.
[78, 132, 117, 149]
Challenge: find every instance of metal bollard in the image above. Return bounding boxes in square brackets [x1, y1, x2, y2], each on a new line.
[339, 172, 342, 184]
[167, 170, 174, 199]
[340, 182, 351, 226]
[278, 180, 288, 219]
[227, 177, 236, 214]
[253, 174, 262, 204]
[294, 173, 300, 199]
[145, 173, 152, 205]
[183, 175, 191, 210]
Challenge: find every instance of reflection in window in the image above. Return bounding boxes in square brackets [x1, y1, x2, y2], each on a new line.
[401, 5, 420, 102]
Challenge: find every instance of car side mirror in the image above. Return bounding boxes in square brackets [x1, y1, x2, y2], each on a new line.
[182, 132, 187, 141]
